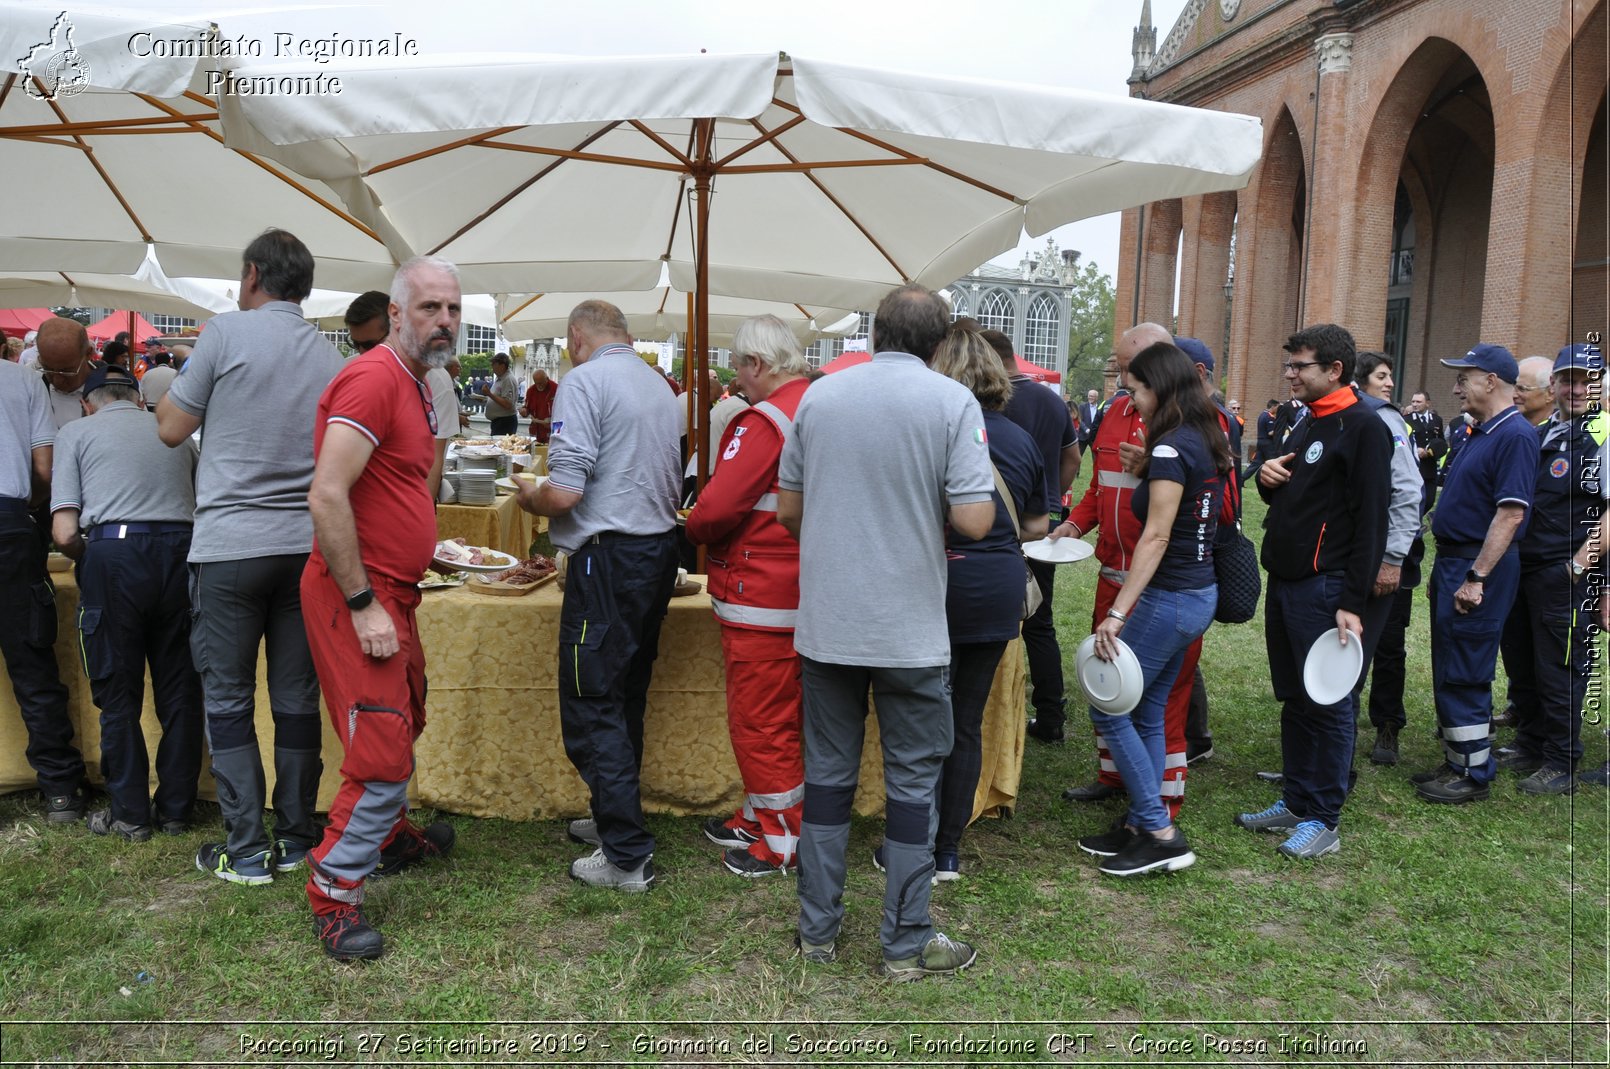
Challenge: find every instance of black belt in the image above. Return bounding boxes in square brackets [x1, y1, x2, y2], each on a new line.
[85, 522, 193, 541]
[585, 529, 673, 545]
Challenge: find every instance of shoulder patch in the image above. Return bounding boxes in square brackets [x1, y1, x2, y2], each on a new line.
[722, 436, 741, 462]
[973, 427, 988, 445]
[1305, 441, 1324, 464]
[1550, 456, 1570, 478]
[1152, 443, 1180, 459]
[550, 420, 563, 436]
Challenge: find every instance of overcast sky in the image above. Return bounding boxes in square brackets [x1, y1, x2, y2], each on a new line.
[128, 0, 1192, 282]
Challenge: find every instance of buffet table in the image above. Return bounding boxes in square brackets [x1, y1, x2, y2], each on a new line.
[435, 493, 543, 558]
[0, 574, 1024, 824]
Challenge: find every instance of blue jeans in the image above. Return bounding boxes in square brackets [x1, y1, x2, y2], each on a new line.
[1089, 585, 1216, 832]
[1266, 573, 1357, 828]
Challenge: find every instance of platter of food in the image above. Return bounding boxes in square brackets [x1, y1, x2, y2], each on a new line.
[432, 538, 518, 573]
[418, 571, 467, 590]
[467, 554, 559, 596]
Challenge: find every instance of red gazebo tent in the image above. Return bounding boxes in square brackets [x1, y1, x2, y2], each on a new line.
[1014, 355, 1062, 384]
[86, 311, 161, 346]
[0, 308, 53, 339]
[818, 349, 871, 374]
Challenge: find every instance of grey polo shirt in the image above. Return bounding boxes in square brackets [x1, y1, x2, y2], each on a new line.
[0, 359, 53, 501]
[778, 351, 994, 668]
[46, 380, 86, 430]
[426, 366, 461, 440]
[545, 345, 681, 552]
[51, 400, 197, 527]
[164, 300, 342, 562]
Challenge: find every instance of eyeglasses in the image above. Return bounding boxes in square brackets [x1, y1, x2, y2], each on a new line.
[39, 358, 89, 380]
[1281, 360, 1324, 374]
[1515, 383, 1547, 393]
[351, 338, 383, 353]
[413, 376, 439, 435]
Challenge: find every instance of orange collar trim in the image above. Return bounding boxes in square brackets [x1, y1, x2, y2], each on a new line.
[1309, 388, 1357, 418]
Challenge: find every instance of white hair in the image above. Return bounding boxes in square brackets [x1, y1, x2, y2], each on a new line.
[391, 255, 460, 312]
[732, 315, 809, 377]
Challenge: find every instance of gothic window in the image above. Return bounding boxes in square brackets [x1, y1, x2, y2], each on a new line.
[950, 292, 969, 320]
[978, 289, 1014, 335]
[1023, 293, 1059, 369]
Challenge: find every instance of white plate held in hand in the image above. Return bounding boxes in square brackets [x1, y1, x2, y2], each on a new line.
[1076, 634, 1144, 716]
[1302, 627, 1365, 705]
[1023, 536, 1095, 564]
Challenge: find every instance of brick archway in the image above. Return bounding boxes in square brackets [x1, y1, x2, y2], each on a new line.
[1234, 106, 1307, 405]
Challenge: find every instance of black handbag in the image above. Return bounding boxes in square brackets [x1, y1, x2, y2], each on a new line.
[1212, 472, 1261, 624]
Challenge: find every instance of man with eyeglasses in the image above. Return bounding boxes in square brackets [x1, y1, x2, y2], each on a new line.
[157, 228, 343, 886]
[1234, 324, 1391, 860]
[300, 256, 462, 960]
[1413, 344, 1538, 804]
[34, 317, 97, 430]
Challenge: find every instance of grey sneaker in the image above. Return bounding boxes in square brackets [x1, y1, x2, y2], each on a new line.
[1234, 798, 1300, 833]
[881, 932, 978, 981]
[566, 817, 602, 847]
[568, 847, 655, 892]
[794, 933, 837, 964]
[1276, 820, 1340, 859]
[1518, 766, 1578, 796]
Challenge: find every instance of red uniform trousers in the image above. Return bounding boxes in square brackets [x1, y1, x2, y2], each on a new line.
[1091, 575, 1194, 818]
[300, 564, 429, 915]
[718, 626, 804, 866]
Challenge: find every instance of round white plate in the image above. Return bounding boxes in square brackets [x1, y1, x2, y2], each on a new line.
[495, 477, 519, 493]
[1076, 634, 1144, 715]
[1023, 536, 1095, 564]
[431, 545, 518, 574]
[1303, 627, 1365, 705]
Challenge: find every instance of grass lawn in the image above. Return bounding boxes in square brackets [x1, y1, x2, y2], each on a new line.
[0, 494, 1606, 1066]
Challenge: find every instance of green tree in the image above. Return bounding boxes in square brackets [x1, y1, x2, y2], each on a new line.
[1064, 260, 1116, 397]
[50, 307, 92, 326]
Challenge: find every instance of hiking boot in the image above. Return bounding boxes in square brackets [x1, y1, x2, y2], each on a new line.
[312, 905, 384, 961]
[195, 842, 273, 885]
[794, 932, 836, 964]
[1025, 718, 1065, 744]
[1077, 819, 1135, 858]
[158, 817, 190, 837]
[566, 817, 601, 847]
[722, 847, 789, 878]
[1235, 798, 1299, 833]
[1494, 747, 1544, 773]
[44, 789, 86, 824]
[1099, 828, 1196, 876]
[1491, 703, 1516, 728]
[933, 851, 961, 882]
[86, 808, 152, 843]
[881, 932, 978, 981]
[1370, 726, 1400, 766]
[273, 838, 311, 873]
[1518, 767, 1578, 796]
[701, 816, 758, 849]
[1061, 780, 1123, 803]
[374, 822, 455, 877]
[1416, 770, 1489, 805]
[1580, 762, 1610, 787]
[569, 848, 655, 892]
[1276, 820, 1340, 860]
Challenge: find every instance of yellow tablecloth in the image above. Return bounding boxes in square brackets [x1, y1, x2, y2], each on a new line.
[0, 574, 1024, 824]
[435, 494, 541, 558]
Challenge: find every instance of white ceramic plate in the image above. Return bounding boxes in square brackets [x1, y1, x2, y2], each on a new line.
[495, 477, 520, 493]
[431, 545, 518, 574]
[417, 572, 467, 590]
[1302, 627, 1365, 706]
[1023, 536, 1095, 564]
[1076, 634, 1144, 715]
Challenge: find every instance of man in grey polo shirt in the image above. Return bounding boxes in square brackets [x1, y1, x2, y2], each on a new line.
[157, 228, 343, 885]
[517, 300, 681, 892]
[777, 284, 995, 980]
[51, 364, 202, 843]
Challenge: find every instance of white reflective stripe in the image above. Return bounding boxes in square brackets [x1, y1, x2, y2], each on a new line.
[1163, 752, 1188, 769]
[711, 599, 797, 627]
[769, 811, 798, 863]
[1159, 781, 1185, 797]
[1443, 743, 1492, 767]
[741, 799, 756, 822]
[752, 400, 794, 434]
[747, 786, 805, 810]
[752, 492, 780, 512]
[310, 871, 363, 905]
[1098, 759, 1118, 772]
[1443, 723, 1492, 742]
[1099, 469, 1141, 490]
[1093, 735, 1108, 749]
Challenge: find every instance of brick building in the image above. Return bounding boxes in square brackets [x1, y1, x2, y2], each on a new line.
[1115, 0, 1606, 408]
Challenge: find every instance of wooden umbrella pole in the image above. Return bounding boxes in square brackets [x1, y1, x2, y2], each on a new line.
[691, 118, 714, 575]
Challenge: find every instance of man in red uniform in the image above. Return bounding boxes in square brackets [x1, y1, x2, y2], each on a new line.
[301, 256, 461, 960]
[1056, 322, 1196, 816]
[520, 368, 558, 442]
[685, 315, 810, 878]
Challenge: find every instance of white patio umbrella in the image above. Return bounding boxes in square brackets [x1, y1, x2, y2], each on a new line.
[0, 5, 405, 289]
[0, 269, 225, 320]
[218, 49, 1263, 481]
[497, 286, 859, 347]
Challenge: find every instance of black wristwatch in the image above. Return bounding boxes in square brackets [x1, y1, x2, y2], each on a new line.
[1464, 569, 1486, 586]
[345, 587, 375, 611]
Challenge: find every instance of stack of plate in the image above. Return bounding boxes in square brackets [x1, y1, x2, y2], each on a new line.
[457, 468, 497, 505]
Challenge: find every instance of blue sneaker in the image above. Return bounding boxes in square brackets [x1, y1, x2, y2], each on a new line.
[195, 842, 273, 885]
[1234, 799, 1299, 833]
[1277, 820, 1340, 859]
[274, 838, 311, 873]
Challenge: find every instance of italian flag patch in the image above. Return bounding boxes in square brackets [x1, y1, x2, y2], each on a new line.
[973, 427, 988, 445]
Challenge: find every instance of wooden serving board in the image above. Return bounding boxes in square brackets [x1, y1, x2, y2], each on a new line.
[466, 570, 558, 597]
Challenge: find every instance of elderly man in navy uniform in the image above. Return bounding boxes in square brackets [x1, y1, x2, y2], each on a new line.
[1415, 344, 1540, 803]
[1492, 344, 1606, 795]
[50, 364, 202, 840]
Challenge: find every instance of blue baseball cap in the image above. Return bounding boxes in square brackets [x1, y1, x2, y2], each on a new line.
[1554, 342, 1604, 375]
[1441, 343, 1518, 384]
[1173, 335, 1214, 372]
[82, 363, 139, 399]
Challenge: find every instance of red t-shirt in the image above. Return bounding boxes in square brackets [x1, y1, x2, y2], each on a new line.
[310, 345, 437, 586]
[523, 379, 557, 441]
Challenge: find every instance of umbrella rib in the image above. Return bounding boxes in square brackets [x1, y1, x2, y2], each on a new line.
[771, 99, 1021, 204]
[628, 120, 692, 167]
[715, 113, 807, 168]
[660, 177, 687, 262]
[744, 117, 909, 282]
[0, 74, 14, 111]
[428, 122, 626, 256]
[500, 293, 543, 321]
[0, 113, 218, 137]
[476, 139, 686, 171]
[133, 93, 385, 245]
[366, 127, 526, 176]
[41, 88, 153, 243]
[721, 158, 928, 174]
